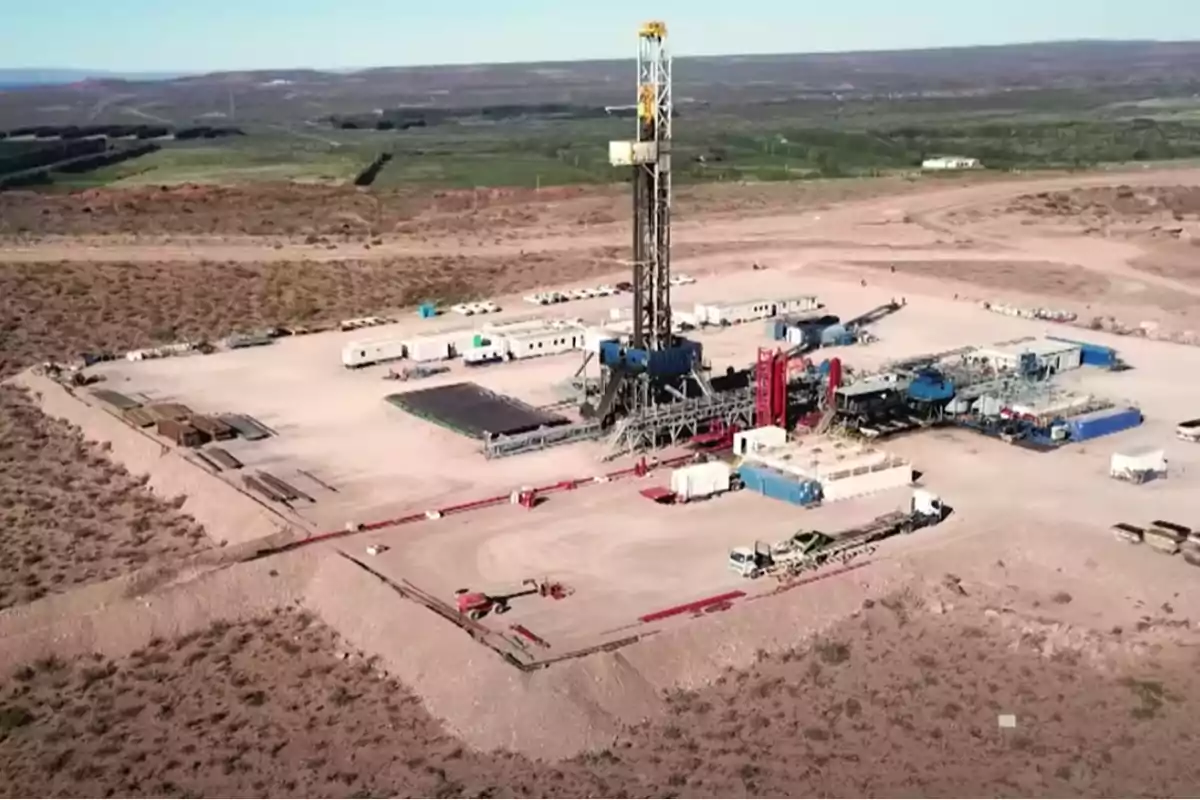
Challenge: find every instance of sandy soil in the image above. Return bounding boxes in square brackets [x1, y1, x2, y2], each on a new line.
[0, 176, 953, 243]
[0, 385, 208, 611]
[2, 596, 1197, 798]
[0, 251, 621, 375]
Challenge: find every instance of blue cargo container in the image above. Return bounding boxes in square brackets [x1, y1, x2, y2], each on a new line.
[1067, 407, 1142, 442]
[738, 464, 823, 506]
[417, 302, 437, 319]
[1046, 336, 1118, 368]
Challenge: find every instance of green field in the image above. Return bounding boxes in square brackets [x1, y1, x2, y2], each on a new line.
[12, 87, 1200, 190]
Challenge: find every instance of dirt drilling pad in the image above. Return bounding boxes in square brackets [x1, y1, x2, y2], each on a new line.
[8, 169, 1200, 766]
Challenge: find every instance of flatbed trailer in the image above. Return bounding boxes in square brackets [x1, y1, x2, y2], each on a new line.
[729, 489, 946, 579]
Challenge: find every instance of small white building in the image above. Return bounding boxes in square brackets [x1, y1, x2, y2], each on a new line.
[973, 337, 1082, 374]
[506, 328, 583, 360]
[733, 425, 788, 457]
[743, 436, 913, 502]
[922, 155, 982, 171]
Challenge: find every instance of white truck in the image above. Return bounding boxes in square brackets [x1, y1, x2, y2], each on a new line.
[729, 489, 945, 579]
[1177, 419, 1200, 443]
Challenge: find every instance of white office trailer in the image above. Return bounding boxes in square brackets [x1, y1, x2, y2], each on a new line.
[695, 300, 778, 326]
[732, 425, 789, 457]
[403, 328, 478, 363]
[406, 338, 452, 363]
[342, 338, 407, 368]
[670, 461, 732, 501]
[972, 337, 1082, 374]
[694, 296, 820, 327]
[776, 296, 821, 314]
[506, 328, 584, 360]
[922, 155, 982, 170]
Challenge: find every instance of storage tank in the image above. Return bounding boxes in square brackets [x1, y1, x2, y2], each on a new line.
[819, 324, 849, 346]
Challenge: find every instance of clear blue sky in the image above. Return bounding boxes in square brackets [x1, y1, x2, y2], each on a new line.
[3, 0, 1199, 72]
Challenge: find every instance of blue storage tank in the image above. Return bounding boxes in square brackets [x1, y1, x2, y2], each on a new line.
[1067, 407, 1142, 442]
[598, 340, 624, 366]
[648, 340, 702, 375]
[738, 464, 823, 507]
[907, 372, 956, 402]
[820, 324, 849, 347]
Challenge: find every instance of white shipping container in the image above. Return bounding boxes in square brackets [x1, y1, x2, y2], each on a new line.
[342, 338, 407, 368]
[407, 338, 452, 362]
[670, 461, 732, 500]
[1111, 448, 1166, 476]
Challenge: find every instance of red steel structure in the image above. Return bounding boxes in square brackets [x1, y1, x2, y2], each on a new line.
[754, 347, 788, 429]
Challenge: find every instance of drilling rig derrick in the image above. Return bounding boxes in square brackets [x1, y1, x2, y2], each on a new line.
[580, 21, 757, 455]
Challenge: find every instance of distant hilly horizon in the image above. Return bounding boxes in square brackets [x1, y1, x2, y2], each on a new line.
[3, 38, 1199, 88]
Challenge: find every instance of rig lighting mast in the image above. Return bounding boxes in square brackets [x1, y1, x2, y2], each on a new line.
[611, 20, 673, 353]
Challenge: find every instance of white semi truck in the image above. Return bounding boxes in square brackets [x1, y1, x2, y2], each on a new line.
[729, 489, 946, 579]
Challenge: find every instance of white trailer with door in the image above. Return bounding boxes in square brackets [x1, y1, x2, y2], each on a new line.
[342, 338, 407, 368]
[506, 329, 583, 360]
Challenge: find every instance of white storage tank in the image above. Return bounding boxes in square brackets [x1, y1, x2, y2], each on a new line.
[342, 338, 407, 368]
[507, 328, 583, 360]
[670, 461, 732, 501]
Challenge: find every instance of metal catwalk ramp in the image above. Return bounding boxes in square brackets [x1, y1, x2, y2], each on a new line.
[482, 420, 604, 460]
[605, 387, 756, 458]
